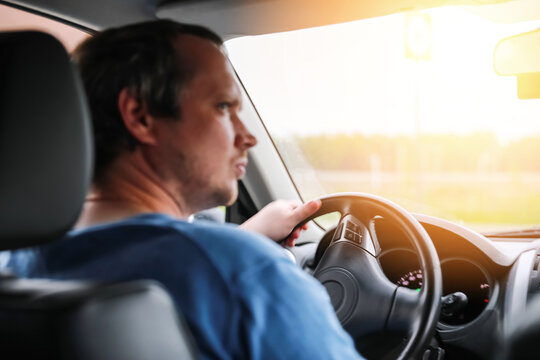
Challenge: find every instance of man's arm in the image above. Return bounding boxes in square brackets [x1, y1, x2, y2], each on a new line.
[236, 257, 364, 360]
[240, 199, 322, 247]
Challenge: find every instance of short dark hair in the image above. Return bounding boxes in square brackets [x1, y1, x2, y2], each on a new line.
[72, 20, 223, 183]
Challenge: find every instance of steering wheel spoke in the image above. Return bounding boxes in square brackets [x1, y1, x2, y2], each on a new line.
[314, 239, 397, 337]
[387, 286, 421, 333]
[332, 214, 381, 257]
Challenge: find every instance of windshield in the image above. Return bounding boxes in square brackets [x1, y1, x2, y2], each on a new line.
[227, 3, 540, 232]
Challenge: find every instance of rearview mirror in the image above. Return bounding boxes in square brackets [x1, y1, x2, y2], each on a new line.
[494, 28, 540, 99]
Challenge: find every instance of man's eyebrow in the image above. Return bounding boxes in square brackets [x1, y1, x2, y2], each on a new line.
[215, 90, 241, 103]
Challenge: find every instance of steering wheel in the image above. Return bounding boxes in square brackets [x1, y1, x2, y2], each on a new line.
[299, 193, 442, 360]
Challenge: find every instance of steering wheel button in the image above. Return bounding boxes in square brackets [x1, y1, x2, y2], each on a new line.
[347, 221, 359, 232]
[344, 229, 355, 241]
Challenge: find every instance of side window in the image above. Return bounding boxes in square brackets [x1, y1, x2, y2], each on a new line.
[0, 4, 89, 51]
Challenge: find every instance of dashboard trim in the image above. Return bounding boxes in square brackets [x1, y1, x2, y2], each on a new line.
[503, 249, 536, 337]
[414, 213, 531, 267]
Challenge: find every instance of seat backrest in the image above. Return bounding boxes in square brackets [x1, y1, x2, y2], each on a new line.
[0, 278, 197, 359]
[0, 31, 91, 249]
[0, 31, 197, 360]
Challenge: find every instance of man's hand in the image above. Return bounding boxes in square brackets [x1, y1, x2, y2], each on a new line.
[240, 199, 322, 247]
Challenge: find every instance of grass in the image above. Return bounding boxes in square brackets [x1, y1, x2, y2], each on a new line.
[295, 170, 540, 232]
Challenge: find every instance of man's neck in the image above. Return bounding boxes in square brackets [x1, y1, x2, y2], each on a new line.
[75, 151, 189, 229]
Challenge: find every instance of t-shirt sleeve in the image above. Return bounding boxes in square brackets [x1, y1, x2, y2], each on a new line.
[235, 258, 364, 360]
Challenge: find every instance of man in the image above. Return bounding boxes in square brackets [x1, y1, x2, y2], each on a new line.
[5, 20, 362, 359]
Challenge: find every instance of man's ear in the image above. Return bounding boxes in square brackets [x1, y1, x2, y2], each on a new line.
[117, 88, 157, 145]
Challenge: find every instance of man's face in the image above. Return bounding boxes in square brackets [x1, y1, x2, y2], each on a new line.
[149, 35, 257, 213]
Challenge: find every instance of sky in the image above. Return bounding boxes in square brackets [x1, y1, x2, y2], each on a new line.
[227, 5, 540, 143]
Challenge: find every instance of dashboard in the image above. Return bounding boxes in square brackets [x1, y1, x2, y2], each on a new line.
[379, 249, 491, 326]
[372, 214, 522, 359]
[375, 216, 497, 328]
[291, 213, 540, 359]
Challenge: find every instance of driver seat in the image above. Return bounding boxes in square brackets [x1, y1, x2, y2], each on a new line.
[0, 30, 197, 360]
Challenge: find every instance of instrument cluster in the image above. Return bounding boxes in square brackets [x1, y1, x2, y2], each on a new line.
[380, 249, 492, 325]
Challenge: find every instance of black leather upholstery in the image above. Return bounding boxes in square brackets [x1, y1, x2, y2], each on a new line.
[0, 279, 197, 359]
[0, 31, 92, 250]
[0, 31, 197, 359]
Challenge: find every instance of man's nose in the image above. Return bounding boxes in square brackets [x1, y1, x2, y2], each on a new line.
[234, 115, 257, 150]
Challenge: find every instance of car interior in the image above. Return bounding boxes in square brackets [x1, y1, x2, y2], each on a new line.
[2, 0, 540, 359]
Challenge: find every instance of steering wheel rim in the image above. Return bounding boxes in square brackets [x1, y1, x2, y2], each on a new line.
[299, 193, 442, 360]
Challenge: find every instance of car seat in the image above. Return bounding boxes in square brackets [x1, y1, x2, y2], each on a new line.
[0, 30, 197, 360]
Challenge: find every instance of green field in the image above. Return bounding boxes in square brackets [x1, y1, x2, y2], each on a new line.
[296, 170, 540, 232]
[275, 133, 540, 233]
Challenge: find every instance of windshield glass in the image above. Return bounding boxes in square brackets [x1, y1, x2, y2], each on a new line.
[227, 4, 540, 232]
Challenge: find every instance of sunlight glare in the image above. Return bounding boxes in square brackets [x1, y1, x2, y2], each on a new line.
[227, 5, 540, 142]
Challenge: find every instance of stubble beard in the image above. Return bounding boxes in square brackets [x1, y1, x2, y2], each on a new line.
[172, 153, 238, 214]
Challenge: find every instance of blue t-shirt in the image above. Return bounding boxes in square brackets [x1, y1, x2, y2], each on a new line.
[2, 213, 362, 360]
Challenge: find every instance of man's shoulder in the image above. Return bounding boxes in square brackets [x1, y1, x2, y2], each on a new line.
[72, 213, 291, 275]
[160, 214, 292, 273]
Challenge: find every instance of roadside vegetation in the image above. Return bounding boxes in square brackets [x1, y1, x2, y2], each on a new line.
[276, 132, 540, 230]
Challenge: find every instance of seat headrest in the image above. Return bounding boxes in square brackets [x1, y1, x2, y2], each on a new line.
[0, 31, 93, 250]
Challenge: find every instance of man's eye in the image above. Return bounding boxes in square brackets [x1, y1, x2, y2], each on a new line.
[217, 103, 230, 111]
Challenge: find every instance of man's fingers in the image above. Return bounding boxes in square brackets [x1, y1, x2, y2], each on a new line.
[281, 227, 301, 247]
[291, 199, 322, 222]
[281, 199, 320, 247]
[284, 237, 295, 248]
[284, 228, 302, 248]
[290, 228, 301, 240]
